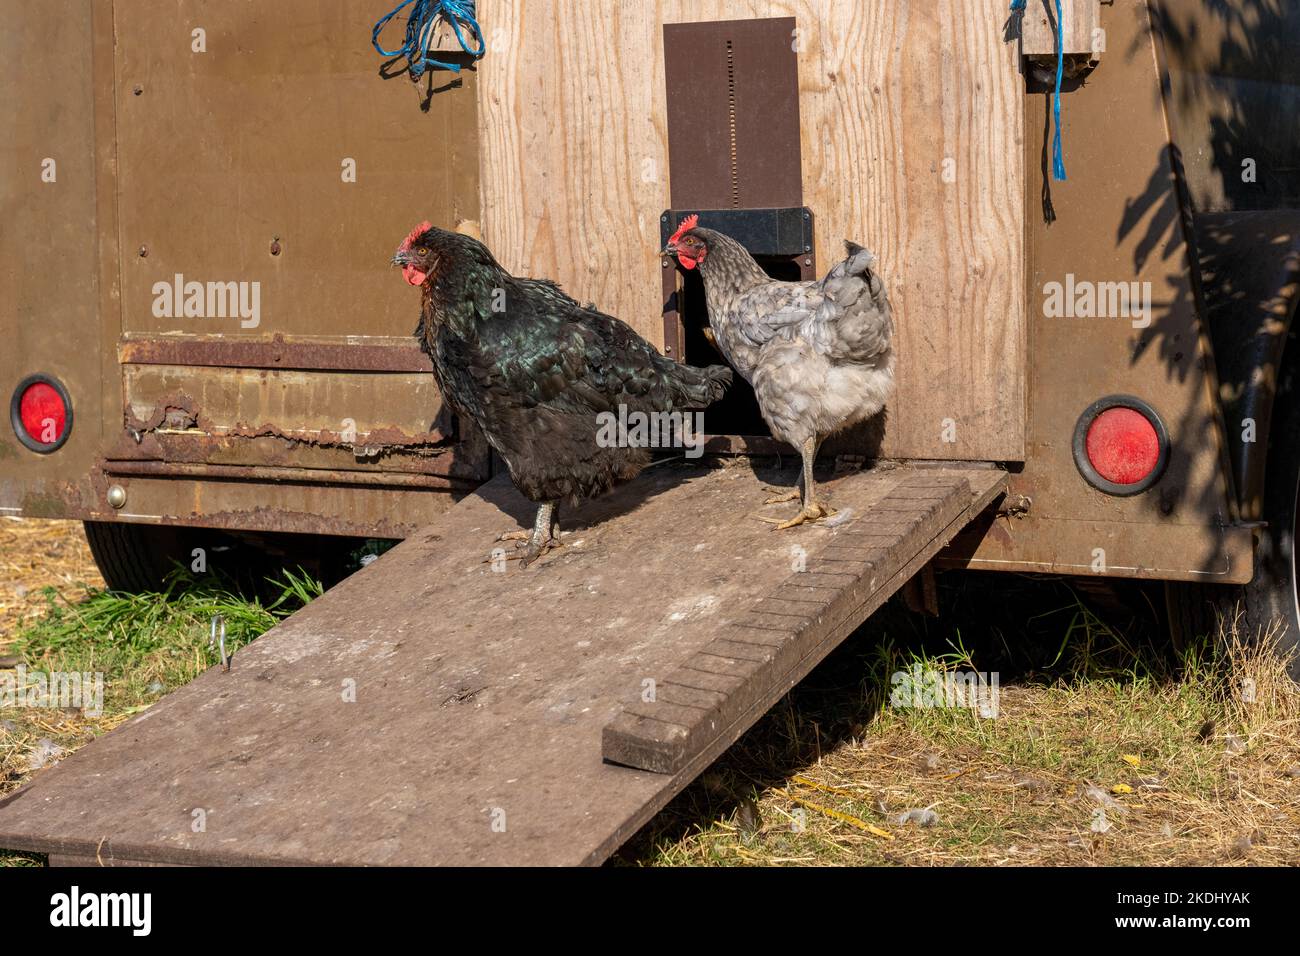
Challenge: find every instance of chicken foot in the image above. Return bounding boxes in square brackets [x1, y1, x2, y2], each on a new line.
[763, 488, 801, 505]
[495, 500, 562, 567]
[759, 437, 835, 530]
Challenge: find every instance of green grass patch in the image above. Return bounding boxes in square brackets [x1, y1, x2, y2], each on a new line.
[8, 566, 321, 715]
[1, 566, 323, 865]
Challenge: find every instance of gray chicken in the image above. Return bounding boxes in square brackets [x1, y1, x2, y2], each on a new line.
[664, 216, 894, 528]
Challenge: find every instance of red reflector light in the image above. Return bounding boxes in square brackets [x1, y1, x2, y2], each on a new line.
[1072, 396, 1168, 496]
[1085, 407, 1159, 485]
[10, 374, 73, 453]
[19, 383, 67, 443]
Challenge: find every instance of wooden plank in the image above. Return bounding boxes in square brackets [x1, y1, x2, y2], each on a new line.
[1021, 0, 1101, 57]
[476, 1, 1025, 461]
[603, 471, 1003, 773]
[0, 462, 1004, 866]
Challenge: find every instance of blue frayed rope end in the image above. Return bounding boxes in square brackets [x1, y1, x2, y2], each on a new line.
[1011, 0, 1067, 181]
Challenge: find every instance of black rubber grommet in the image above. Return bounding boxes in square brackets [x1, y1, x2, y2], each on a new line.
[1072, 394, 1168, 497]
[10, 373, 74, 454]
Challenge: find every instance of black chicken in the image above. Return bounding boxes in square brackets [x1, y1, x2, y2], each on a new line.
[393, 221, 732, 564]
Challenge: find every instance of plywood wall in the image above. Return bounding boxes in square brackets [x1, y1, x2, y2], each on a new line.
[477, 1, 1025, 461]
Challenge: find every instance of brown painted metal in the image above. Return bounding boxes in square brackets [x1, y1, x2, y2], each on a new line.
[1194, 212, 1300, 519]
[0, 0, 483, 536]
[663, 18, 803, 211]
[77, 472, 459, 539]
[119, 335, 430, 373]
[0, 1, 105, 519]
[1152, 0, 1300, 213]
[955, 0, 1254, 584]
[0, 0, 1267, 587]
[660, 17, 811, 368]
[101, 460, 479, 491]
[1150, 0, 1300, 522]
[0, 461, 1003, 866]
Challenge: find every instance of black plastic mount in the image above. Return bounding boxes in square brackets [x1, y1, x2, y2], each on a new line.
[659, 207, 814, 258]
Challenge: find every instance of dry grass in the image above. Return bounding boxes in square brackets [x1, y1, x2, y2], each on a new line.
[623, 615, 1300, 866]
[0, 519, 105, 865]
[0, 517, 103, 644]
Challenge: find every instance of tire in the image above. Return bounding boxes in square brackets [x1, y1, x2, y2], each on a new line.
[1166, 329, 1300, 679]
[1240, 327, 1300, 678]
[82, 521, 194, 592]
[84, 521, 392, 595]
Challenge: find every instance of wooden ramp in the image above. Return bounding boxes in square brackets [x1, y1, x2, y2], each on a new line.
[0, 461, 1005, 866]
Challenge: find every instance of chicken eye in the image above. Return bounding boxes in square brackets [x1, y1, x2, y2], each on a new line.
[415, 247, 429, 256]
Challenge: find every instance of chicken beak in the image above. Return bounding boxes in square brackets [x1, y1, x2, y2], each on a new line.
[391, 251, 411, 267]
[661, 242, 677, 258]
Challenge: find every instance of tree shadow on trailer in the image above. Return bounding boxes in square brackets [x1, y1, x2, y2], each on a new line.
[1121, 1, 1300, 587]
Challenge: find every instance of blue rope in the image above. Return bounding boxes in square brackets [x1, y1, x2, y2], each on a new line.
[1050, 0, 1066, 180]
[1009, 0, 1066, 181]
[372, 0, 485, 77]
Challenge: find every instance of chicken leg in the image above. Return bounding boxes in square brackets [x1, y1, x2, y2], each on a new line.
[760, 437, 835, 530]
[496, 500, 562, 566]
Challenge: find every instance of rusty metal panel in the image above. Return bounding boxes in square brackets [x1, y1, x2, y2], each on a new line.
[77, 474, 464, 539]
[4, 1, 485, 533]
[114, 362, 477, 469]
[118, 334, 430, 373]
[87, 1, 483, 535]
[120, 365, 444, 446]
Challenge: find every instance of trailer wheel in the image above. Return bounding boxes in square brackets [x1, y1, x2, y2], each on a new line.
[1166, 333, 1300, 678]
[1238, 329, 1300, 678]
[84, 521, 392, 595]
[83, 521, 196, 592]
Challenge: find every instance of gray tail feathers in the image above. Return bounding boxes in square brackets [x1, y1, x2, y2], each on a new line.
[834, 240, 886, 301]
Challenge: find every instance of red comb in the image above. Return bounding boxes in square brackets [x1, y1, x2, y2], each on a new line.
[668, 214, 699, 246]
[400, 220, 433, 251]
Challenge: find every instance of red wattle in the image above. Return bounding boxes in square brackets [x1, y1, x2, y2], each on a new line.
[678, 255, 698, 271]
[403, 265, 427, 286]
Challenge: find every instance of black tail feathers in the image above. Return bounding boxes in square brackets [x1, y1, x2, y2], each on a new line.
[669, 361, 733, 408]
[704, 364, 733, 403]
